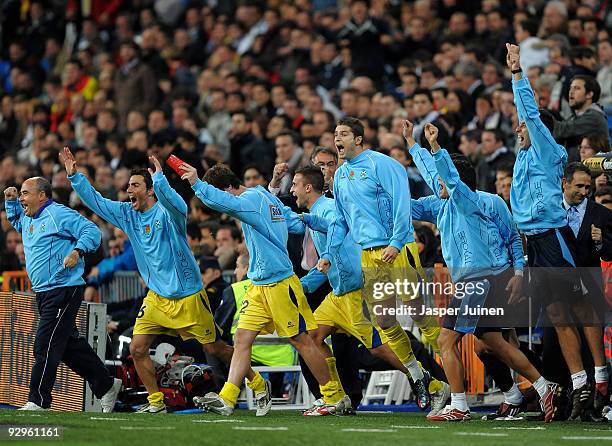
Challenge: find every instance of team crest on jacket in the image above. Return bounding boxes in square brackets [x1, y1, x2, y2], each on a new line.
[144, 224, 152, 236]
[348, 170, 355, 180]
[40, 223, 46, 232]
[154, 220, 162, 230]
[29, 224, 33, 235]
[360, 170, 367, 179]
[269, 204, 284, 221]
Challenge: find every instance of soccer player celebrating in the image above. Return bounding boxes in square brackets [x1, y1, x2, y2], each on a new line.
[179, 163, 350, 416]
[506, 43, 608, 417]
[406, 122, 559, 422]
[60, 147, 268, 415]
[292, 166, 450, 414]
[4, 179, 121, 412]
[317, 117, 441, 409]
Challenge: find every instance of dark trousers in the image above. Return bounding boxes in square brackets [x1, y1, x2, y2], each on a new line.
[29, 285, 113, 408]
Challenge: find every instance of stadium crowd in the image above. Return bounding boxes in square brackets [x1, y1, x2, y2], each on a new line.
[0, 0, 611, 421]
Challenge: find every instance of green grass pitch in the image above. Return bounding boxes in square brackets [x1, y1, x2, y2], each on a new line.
[1, 410, 610, 446]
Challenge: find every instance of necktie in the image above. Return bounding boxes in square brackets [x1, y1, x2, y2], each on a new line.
[567, 206, 580, 237]
[301, 228, 319, 270]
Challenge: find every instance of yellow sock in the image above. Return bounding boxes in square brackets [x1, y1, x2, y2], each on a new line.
[319, 380, 344, 404]
[381, 323, 415, 364]
[246, 372, 266, 394]
[418, 320, 441, 353]
[325, 357, 346, 394]
[218, 382, 241, 407]
[147, 391, 164, 408]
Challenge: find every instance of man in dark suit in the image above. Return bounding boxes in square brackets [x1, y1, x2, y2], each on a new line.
[560, 162, 612, 420]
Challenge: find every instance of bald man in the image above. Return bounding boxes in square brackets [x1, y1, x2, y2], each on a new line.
[4, 178, 121, 412]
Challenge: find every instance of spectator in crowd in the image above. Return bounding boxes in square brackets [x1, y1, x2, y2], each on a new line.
[214, 225, 242, 271]
[554, 75, 608, 161]
[515, 19, 550, 70]
[596, 38, 612, 113]
[270, 131, 305, 195]
[114, 40, 157, 131]
[228, 110, 272, 178]
[495, 163, 514, 210]
[199, 256, 230, 314]
[595, 186, 612, 210]
[476, 129, 516, 193]
[412, 88, 453, 152]
[242, 165, 268, 188]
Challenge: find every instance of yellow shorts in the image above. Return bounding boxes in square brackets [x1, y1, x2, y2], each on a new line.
[237, 275, 317, 338]
[361, 242, 425, 304]
[133, 288, 219, 345]
[314, 289, 384, 349]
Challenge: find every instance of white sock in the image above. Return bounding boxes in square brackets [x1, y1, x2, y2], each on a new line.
[503, 383, 523, 405]
[571, 370, 588, 390]
[595, 366, 609, 384]
[405, 359, 424, 381]
[533, 376, 549, 398]
[450, 392, 468, 412]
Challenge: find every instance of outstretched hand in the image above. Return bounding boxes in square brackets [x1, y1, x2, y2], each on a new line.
[179, 163, 199, 186]
[148, 156, 163, 177]
[505, 43, 520, 71]
[59, 146, 77, 176]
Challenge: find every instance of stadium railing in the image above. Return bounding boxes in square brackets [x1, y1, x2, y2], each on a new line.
[98, 271, 146, 303]
[1, 270, 31, 292]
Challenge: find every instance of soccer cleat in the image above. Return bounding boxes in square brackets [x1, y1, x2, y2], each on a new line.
[540, 382, 559, 423]
[570, 383, 592, 420]
[17, 402, 48, 411]
[193, 392, 234, 416]
[255, 379, 272, 417]
[413, 371, 431, 411]
[428, 405, 471, 422]
[481, 401, 524, 421]
[135, 403, 167, 414]
[303, 395, 351, 416]
[100, 378, 123, 413]
[429, 381, 450, 417]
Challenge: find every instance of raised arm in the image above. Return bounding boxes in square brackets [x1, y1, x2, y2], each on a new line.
[62, 147, 129, 229]
[149, 156, 188, 231]
[403, 120, 440, 195]
[507, 43, 566, 166]
[4, 187, 23, 232]
[191, 180, 259, 225]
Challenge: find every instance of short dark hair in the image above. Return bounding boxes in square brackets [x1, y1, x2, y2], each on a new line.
[482, 128, 504, 143]
[218, 224, 242, 242]
[130, 169, 153, 189]
[563, 162, 592, 182]
[33, 177, 52, 198]
[413, 88, 433, 103]
[538, 108, 556, 133]
[203, 164, 241, 190]
[294, 166, 324, 194]
[595, 185, 612, 198]
[311, 146, 338, 164]
[496, 163, 514, 178]
[275, 130, 299, 145]
[336, 117, 364, 141]
[519, 19, 539, 37]
[570, 74, 601, 103]
[450, 154, 477, 191]
[231, 109, 253, 122]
